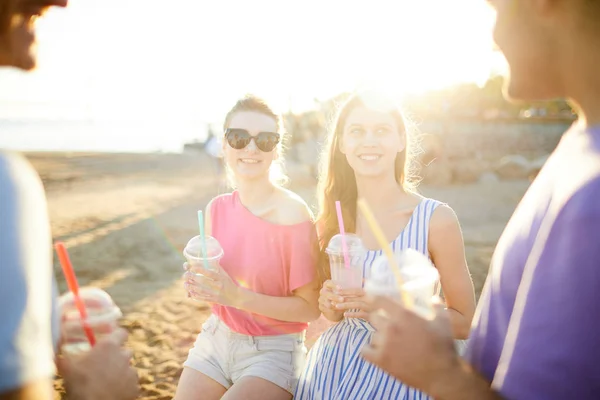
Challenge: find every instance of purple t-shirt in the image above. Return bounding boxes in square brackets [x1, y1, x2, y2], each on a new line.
[466, 124, 600, 399]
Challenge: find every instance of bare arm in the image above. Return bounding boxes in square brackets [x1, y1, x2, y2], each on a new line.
[204, 198, 215, 237]
[237, 279, 321, 322]
[428, 205, 476, 339]
[429, 360, 503, 400]
[322, 310, 343, 323]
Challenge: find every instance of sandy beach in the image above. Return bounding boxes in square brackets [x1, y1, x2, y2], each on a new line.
[26, 151, 530, 400]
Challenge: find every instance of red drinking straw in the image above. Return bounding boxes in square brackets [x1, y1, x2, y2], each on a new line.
[54, 242, 96, 346]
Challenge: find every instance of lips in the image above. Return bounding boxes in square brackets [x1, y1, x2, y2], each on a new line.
[239, 158, 261, 164]
[358, 154, 381, 161]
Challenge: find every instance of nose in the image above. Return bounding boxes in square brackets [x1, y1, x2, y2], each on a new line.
[361, 129, 380, 146]
[244, 137, 259, 153]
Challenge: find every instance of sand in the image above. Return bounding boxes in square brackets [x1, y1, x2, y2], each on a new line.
[25, 152, 529, 399]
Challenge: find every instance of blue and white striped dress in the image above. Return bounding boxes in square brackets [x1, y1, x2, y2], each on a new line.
[295, 198, 442, 400]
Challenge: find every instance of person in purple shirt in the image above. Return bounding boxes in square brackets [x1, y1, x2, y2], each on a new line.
[361, 0, 600, 399]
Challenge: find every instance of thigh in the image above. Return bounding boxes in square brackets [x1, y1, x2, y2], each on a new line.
[222, 376, 292, 400]
[232, 334, 306, 395]
[174, 367, 228, 400]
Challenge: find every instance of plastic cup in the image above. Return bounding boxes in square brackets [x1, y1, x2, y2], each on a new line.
[183, 235, 224, 275]
[365, 249, 440, 319]
[326, 233, 366, 289]
[59, 287, 122, 357]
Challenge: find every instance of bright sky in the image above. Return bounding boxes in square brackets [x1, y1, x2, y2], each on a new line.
[0, 0, 501, 124]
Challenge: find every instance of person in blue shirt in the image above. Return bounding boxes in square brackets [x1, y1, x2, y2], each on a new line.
[0, 1, 139, 399]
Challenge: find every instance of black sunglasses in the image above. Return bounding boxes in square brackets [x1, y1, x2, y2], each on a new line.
[224, 128, 280, 152]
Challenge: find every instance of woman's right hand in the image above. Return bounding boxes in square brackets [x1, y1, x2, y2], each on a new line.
[319, 280, 345, 322]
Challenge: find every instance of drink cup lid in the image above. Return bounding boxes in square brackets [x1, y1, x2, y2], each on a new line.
[59, 287, 122, 323]
[369, 249, 439, 288]
[326, 233, 365, 256]
[395, 249, 439, 282]
[183, 235, 224, 261]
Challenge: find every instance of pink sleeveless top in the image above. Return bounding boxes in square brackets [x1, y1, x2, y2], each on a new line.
[210, 191, 318, 336]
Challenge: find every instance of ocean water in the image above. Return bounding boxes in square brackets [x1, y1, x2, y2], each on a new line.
[0, 119, 209, 153]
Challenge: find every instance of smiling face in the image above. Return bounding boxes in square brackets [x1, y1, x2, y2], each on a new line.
[489, 0, 567, 101]
[339, 105, 405, 180]
[0, 0, 67, 70]
[223, 111, 279, 183]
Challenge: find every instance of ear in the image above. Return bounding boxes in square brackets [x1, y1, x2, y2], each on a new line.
[525, 0, 556, 17]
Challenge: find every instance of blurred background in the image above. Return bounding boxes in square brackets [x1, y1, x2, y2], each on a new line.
[0, 1, 574, 399]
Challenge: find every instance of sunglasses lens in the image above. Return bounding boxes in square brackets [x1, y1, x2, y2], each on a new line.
[226, 129, 250, 150]
[256, 133, 279, 152]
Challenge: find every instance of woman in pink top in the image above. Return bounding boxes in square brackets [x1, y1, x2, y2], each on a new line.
[174, 95, 321, 400]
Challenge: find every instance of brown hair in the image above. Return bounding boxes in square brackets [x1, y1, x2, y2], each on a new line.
[0, 0, 16, 36]
[221, 94, 289, 187]
[315, 92, 420, 282]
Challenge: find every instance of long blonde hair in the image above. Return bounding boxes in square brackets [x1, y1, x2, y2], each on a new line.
[316, 92, 419, 282]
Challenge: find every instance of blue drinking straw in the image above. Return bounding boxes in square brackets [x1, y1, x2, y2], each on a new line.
[197, 210, 210, 270]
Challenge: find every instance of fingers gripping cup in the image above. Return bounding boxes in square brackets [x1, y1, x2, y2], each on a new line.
[183, 235, 224, 275]
[365, 249, 440, 320]
[59, 287, 122, 357]
[326, 233, 366, 289]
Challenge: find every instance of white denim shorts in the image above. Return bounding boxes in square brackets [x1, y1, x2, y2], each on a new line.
[183, 315, 307, 394]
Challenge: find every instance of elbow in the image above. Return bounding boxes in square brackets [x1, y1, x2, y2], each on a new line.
[450, 308, 474, 340]
[455, 323, 471, 340]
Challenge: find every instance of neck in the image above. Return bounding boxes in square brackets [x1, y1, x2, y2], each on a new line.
[561, 27, 600, 127]
[355, 173, 406, 209]
[236, 177, 275, 208]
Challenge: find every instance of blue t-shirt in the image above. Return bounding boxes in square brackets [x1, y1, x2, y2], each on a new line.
[0, 152, 58, 393]
[466, 124, 600, 399]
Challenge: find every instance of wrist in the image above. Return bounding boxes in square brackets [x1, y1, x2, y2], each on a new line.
[63, 366, 94, 400]
[428, 359, 490, 400]
[234, 286, 252, 310]
[324, 308, 344, 322]
[425, 358, 466, 399]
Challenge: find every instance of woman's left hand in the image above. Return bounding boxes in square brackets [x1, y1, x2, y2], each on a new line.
[183, 262, 242, 308]
[334, 287, 371, 319]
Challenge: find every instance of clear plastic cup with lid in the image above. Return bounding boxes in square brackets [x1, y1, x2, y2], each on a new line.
[59, 287, 122, 357]
[326, 233, 366, 289]
[364, 249, 440, 319]
[183, 235, 224, 275]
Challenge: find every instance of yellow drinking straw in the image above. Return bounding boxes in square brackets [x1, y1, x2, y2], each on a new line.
[357, 198, 414, 308]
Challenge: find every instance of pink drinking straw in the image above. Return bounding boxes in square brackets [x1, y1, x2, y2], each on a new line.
[55, 242, 96, 346]
[335, 201, 351, 269]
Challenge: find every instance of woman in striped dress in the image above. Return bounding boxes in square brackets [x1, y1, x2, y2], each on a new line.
[295, 92, 476, 399]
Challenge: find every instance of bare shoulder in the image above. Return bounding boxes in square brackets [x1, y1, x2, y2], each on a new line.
[205, 192, 233, 213]
[204, 195, 219, 216]
[430, 203, 461, 232]
[273, 188, 314, 225]
[203, 193, 233, 232]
